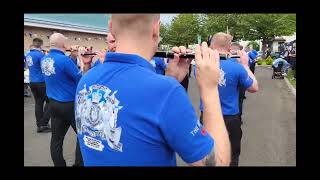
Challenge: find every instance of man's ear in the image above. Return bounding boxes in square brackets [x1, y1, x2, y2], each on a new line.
[152, 20, 160, 42]
[108, 20, 116, 38]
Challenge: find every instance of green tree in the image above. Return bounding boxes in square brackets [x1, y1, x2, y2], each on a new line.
[203, 14, 245, 41]
[203, 14, 296, 59]
[165, 14, 203, 47]
[241, 14, 296, 59]
[160, 22, 170, 45]
[161, 13, 296, 58]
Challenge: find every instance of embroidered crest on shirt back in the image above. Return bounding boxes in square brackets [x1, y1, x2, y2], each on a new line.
[26, 56, 33, 66]
[41, 57, 56, 76]
[75, 84, 123, 152]
[219, 68, 226, 87]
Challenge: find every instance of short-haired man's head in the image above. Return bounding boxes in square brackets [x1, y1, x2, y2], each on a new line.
[106, 32, 116, 52]
[210, 32, 232, 51]
[49, 33, 68, 50]
[70, 45, 79, 57]
[245, 46, 251, 52]
[230, 42, 242, 54]
[110, 14, 160, 53]
[111, 14, 160, 35]
[32, 38, 43, 48]
[231, 42, 241, 50]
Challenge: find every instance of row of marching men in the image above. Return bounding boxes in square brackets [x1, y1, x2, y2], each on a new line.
[24, 14, 260, 167]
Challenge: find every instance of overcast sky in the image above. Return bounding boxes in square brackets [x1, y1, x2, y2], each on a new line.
[160, 14, 179, 25]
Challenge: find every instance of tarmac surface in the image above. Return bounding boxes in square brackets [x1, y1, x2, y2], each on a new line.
[24, 66, 296, 166]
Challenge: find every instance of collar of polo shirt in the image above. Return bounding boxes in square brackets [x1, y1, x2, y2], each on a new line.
[105, 52, 156, 73]
[49, 48, 65, 55]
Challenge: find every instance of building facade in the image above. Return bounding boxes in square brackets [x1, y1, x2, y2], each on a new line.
[24, 14, 110, 52]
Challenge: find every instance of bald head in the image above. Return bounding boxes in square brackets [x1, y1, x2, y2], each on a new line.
[211, 32, 232, 51]
[49, 33, 68, 50]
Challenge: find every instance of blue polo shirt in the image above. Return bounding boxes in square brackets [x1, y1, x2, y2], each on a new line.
[248, 50, 258, 66]
[151, 57, 167, 75]
[92, 59, 102, 67]
[25, 49, 45, 83]
[93, 51, 110, 68]
[229, 58, 238, 63]
[75, 52, 214, 166]
[198, 58, 253, 115]
[69, 55, 78, 67]
[41, 49, 82, 102]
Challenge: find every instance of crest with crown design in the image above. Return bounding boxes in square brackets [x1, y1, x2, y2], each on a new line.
[92, 91, 102, 104]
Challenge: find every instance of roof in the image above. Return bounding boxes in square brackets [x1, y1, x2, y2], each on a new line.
[24, 14, 109, 35]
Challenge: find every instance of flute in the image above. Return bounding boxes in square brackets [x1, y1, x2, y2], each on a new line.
[78, 51, 240, 59]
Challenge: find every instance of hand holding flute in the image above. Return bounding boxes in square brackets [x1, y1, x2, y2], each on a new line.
[77, 46, 93, 73]
[165, 46, 193, 82]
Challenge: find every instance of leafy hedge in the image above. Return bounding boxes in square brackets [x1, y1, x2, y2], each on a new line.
[265, 56, 273, 65]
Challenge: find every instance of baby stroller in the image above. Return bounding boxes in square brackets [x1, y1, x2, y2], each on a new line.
[272, 61, 284, 79]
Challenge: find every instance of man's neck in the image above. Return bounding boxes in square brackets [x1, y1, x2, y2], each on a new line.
[50, 47, 64, 52]
[31, 47, 41, 51]
[70, 55, 77, 60]
[216, 48, 229, 54]
[115, 37, 155, 61]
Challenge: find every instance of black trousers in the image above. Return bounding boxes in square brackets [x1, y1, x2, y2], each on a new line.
[200, 113, 242, 166]
[180, 75, 189, 91]
[249, 63, 256, 74]
[238, 87, 246, 121]
[29, 82, 50, 127]
[24, 83, 29, 95]
[49, 99, 83, 167]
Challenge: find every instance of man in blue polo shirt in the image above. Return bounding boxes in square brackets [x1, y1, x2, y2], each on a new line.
[198, 32, 259, 166]
[248, 49, 258, 74]
[24, 55, 31, 97]
[41, 33, 92, 166]
[92, 32, 116, 67]
[25, 38, 51, 133]
[69, 45, 80, 68]
[75, 14, 231, 166]
[230, 42, 246, 122]
[150, 56, 167, 75]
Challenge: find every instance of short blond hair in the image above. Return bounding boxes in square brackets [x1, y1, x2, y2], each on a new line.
[111, 14, 160, 35]
[211, 32, 232, 50]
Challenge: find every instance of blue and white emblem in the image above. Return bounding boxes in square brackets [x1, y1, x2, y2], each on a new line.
[219, 68, 226, 87]
[75, 84, 123, 152]
[41, 57, 56, 76]
[26, 56, 33, 67]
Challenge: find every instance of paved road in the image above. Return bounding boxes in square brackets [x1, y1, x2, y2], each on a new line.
[239, 66, 296, 166]
[24, 66, 296, 166]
